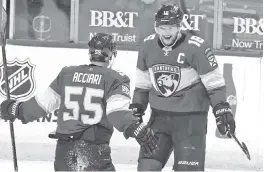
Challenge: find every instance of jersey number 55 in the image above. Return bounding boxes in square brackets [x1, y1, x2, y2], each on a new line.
[63, 86, 104, 125]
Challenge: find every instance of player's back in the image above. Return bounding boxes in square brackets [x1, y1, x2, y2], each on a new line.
[55, 64, 126, 142]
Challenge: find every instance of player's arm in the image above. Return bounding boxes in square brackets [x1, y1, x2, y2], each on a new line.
[188, 37, 225, 107]
[105, 75, 137, 132]
[189, 36, 235, 136]
[130, 42, 152, 115]
[105, 75, 158, 154]
[0, 69, 63, 123]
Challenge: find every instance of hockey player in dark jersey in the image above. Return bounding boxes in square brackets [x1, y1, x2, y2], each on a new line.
[0, 33, 158, 171]
[129, 5, 236, 171]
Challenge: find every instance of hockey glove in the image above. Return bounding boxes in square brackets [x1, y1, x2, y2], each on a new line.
[124, 121, 158, 155]
[129, 103, 145, 122]
[213, 102, 236, 138]
[0, 99, 21, 121]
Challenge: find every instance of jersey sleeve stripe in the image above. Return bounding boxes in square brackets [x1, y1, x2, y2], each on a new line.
[200, 67, 225, 91]
[135, 68, 152, 89]
[35, 86, 61, 113]
[106, 94, 131, 115]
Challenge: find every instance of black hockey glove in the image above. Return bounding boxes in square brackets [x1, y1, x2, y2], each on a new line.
[0, 99, 21, 121]
[129, 104, 145, 122]
[213, 102, 236, 138]
[124, 121, 158, 155]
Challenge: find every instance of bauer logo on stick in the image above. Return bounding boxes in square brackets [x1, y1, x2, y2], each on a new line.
[151, 64, 181, 97]
[0, 58, 36, 100]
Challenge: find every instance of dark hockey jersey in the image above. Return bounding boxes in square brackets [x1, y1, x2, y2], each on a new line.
[132, 33, 226, 113]
[18, 64, 137, 137]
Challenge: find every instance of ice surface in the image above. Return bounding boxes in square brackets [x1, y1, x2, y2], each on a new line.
[0, 160, 259, 172]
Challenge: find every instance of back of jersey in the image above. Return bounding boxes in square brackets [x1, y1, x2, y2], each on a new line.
[54, 64, 114, 136]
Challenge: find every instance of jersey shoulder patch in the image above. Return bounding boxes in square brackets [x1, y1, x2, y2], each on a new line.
[121, 84, 130, 96]
[106, 69, 131, 97]
[204, 48, 218, 68]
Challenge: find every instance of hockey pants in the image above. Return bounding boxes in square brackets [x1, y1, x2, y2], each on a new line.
[54, 139, 115, 171]
[138, 109, 208, 171]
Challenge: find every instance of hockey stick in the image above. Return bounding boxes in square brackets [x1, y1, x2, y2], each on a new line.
[0, 6, 18, 171]
[228, 131, 251, 160]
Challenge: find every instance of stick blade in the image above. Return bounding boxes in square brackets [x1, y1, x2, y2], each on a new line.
[242, 142, 251, 160]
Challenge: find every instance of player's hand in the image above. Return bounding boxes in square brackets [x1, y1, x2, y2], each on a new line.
[135, 124, 159, 155]
[213, 102, 236, 138]
[0, 99, 20, 121]
[124, 121, 158, 155]
[129, 103, 145, 120]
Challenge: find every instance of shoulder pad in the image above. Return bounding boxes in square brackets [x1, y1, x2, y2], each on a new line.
[58, 66, 69, 74]
[60, 65, 81, 74]
[61, 65, 78, 71]
[115, 69, 126, 77]
[116, 70, 130, 82]
[108, 69, 130, 82]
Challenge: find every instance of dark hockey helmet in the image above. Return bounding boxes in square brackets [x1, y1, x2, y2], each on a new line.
[155, 4, 184, 27]
[88, 33, 117, 62]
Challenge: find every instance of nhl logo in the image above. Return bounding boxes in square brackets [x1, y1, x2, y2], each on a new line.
[151, 64, 181, 97]
[0, 58, 36, 100]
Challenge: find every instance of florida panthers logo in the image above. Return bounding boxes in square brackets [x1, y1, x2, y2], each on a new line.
[151, 64, 181, 97]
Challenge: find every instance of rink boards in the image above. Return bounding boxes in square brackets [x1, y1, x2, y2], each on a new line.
[0, 45, 262, 171]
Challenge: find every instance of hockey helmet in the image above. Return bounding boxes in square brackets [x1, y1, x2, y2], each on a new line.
[155, 4, 183, 27]
[88, 33, 117, 64]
